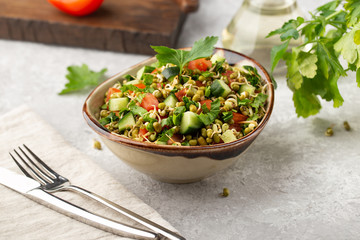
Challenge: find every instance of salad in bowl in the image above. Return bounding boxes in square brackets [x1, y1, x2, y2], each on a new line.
[83, 36, 274, 183]
[98, 37, 269, 146]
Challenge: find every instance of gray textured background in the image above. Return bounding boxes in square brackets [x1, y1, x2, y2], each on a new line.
[2, 0, 360, 239]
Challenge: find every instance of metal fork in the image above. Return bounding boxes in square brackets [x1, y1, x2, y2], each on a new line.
[10, 144, 185, 240]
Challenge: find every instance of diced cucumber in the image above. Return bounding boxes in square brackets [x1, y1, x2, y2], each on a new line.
[118, 112, 135, 132]
[221, 130, 237, 143]
[240, 84, 256, 95]
[163, 94, 178, 108]
[162, 66, 180, 79]
[210, 54, 225, 64]
[155, 141, 168, 145]
[180, 111, 203, 135]
[210, 79, 232, 98]
[124, 79, 141, 85]
[136, 66, 156, 80]
[108, 97, 129, 111]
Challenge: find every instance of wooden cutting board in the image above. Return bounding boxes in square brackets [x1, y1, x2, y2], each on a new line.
[0, 0, 198, 54]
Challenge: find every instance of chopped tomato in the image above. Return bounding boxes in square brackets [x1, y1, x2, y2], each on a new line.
[187, 58, 212, 72]
[175, 88, 186, 101]
[229, 124, 241, 132]
[140, 93, 159, 111]
[195, 80, 205, 87]
[106, 88, 121, 102]
[233, 112, 248, 123]
[167, 134, 183, 145]
[157, 83, 163, 88]
[134, 83, 146, 89]
[200, 99, 212, 111]
[48, 0, 104, 17]
[139, 128, 149, 141]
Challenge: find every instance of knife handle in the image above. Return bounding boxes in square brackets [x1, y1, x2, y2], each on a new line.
[27, 188, 161, 240]
[66, 185, 186, 240]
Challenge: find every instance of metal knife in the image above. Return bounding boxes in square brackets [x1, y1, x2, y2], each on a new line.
[0, 167, 165, 240]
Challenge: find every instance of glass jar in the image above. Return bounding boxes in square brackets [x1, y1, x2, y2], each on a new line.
[222, 0, 304, 72]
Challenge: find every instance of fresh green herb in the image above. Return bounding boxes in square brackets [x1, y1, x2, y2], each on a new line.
[251, 93, 268, 109]
[157, 128, 175, 142]
[201, 103, 210, 114]
[161, 116, 174, 127]
[173, 106, 186, 126]
[123, 74, 135, 81]
[182, 96, 197, 110]
[222, 112, 233, 122]
[242, 66, 262, 86]
[99, 112, 119, 126]
[59, 64, 107, 95]
[142, 74, 154, 85]
[267, 0, 360, 118]
[198, 99, 220, 125]
[151, 36, 218, 73]
[129, 104, 147, 117]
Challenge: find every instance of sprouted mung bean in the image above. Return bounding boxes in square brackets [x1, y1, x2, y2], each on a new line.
[98, 50, 269, 146]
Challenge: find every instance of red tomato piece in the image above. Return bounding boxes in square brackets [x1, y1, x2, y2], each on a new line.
[140, 93, 159, 111]
[187, 58, 212, 72]
[48, 0, 104, 17]
[139, 128, 149, 141]
[175, 88, 187, 102]
[195, 80, 205, 87]
[134, 83, 146, 89]
[233, 112, 248, 123]
[229, 124, 241, 132]
[200, 99, 212, 111]
[106, 88, 121, 102]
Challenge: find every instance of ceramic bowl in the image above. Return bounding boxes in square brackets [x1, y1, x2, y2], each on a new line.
[83, 48, 275, 183]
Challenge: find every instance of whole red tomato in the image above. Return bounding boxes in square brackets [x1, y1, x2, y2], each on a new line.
[48, 0, 104, 17]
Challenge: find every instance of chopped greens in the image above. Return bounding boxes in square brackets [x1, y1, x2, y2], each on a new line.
[98, 37, 269, 145]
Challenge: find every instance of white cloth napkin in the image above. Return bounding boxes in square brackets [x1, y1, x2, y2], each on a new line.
[0, 106, 178, 239]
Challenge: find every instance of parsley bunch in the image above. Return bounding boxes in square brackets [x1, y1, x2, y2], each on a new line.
[267, 0, 360, 118]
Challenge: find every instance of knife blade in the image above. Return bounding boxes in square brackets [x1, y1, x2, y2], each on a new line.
[0, 167, 162, 240]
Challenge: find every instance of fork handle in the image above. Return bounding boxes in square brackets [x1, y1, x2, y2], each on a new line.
[27, 188, 162, 240]
[66, 185, 185, 240]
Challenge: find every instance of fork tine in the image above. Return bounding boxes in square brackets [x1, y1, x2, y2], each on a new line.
[12, 149, 48, 185]
[18, 146, 54, 183]
[23, 144, 59, 178]
[9, 152, 33, 179]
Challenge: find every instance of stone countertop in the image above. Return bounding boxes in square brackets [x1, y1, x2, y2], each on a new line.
[1, 0, 360, 239]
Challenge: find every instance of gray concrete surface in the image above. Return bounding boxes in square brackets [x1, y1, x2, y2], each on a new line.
[2, 0, 360, 239]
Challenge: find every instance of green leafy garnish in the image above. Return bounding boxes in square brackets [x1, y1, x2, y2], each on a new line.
[198, 99, 220, 125]
[99, 112, 119, 126]
[151, 36, 218, 73]
[173, 106, 186, 126]
[267, 0, 360, 118]
[222, 112, 233, 122]
[59, 64, 107, 95]
[157, 128, 175, 142]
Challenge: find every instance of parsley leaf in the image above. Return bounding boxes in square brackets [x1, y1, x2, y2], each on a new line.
[151, 36, 218, 73]
[268, 1, 360, 118]
[157, 128, 175, 143]
[173, 106, 186, 126]
[198, 99, 220, 125]
[59, 64, 107, 95]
